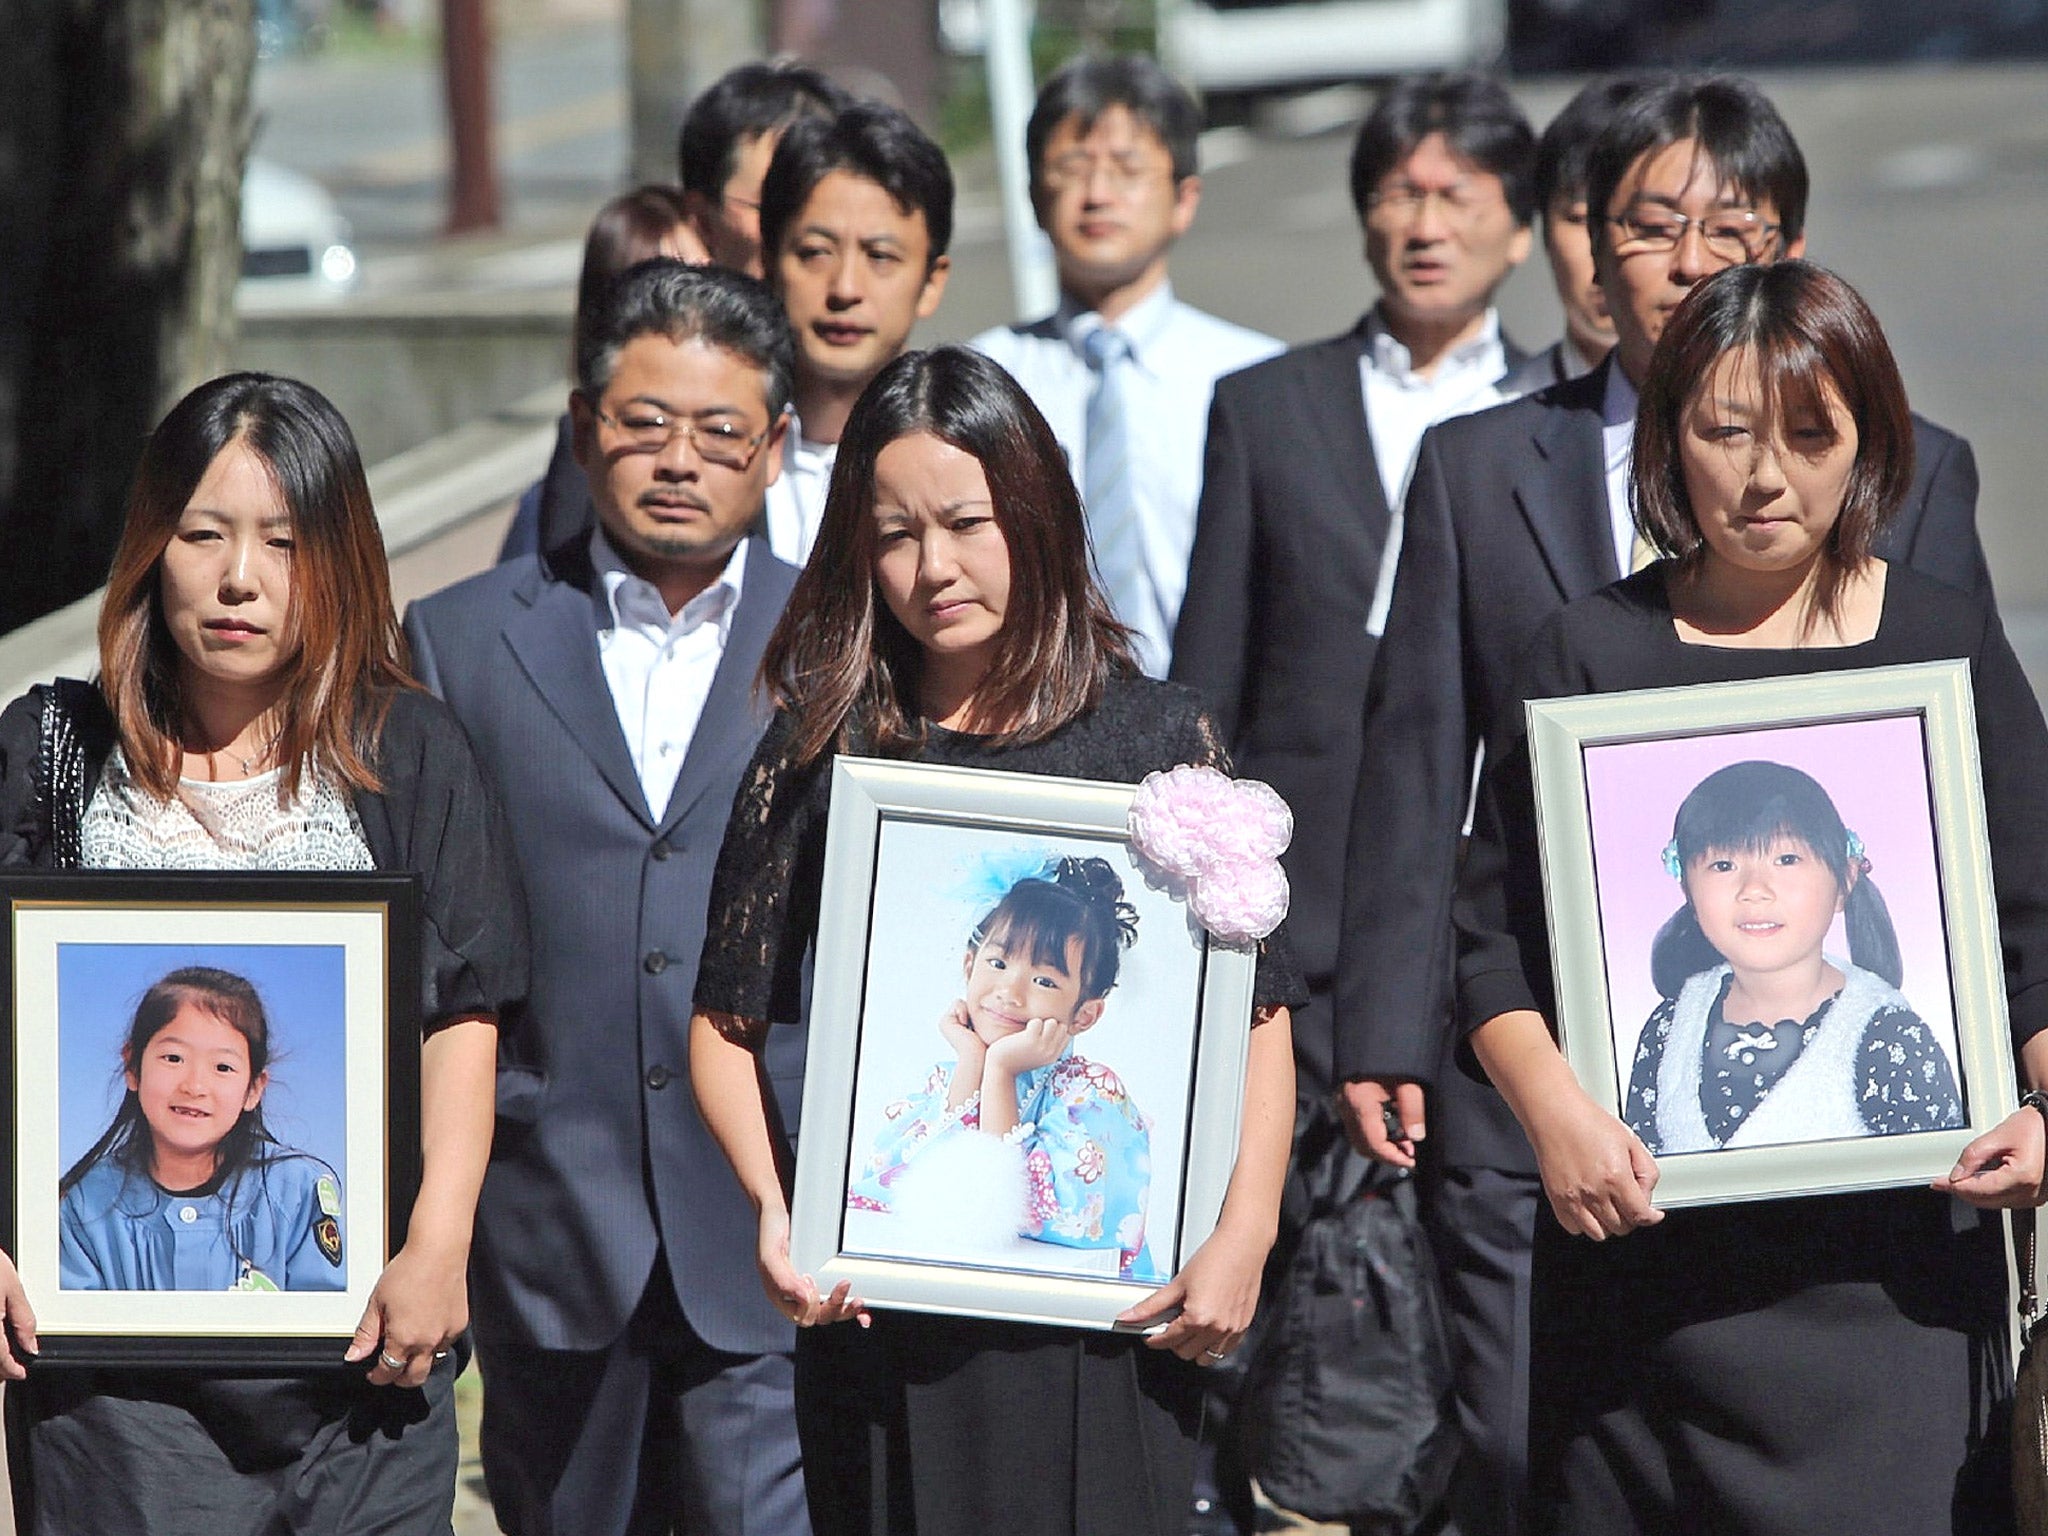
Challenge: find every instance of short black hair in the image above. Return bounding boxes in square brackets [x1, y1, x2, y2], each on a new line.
[1025, 54, 1203, 184]
[677, 59, 852, 199]
[575, 259, 796, 420]
[757, 102, 955, 269]
[1349, 73, 1537, 225]
[1584, 74, 1808, 255]
[1532, 73, 1664, 216]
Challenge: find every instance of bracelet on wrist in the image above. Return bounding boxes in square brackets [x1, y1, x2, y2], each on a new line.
[2021, 1089, 2048, 1123]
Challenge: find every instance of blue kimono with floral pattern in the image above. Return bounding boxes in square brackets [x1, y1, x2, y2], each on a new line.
[849, 1049, 1154, 1277]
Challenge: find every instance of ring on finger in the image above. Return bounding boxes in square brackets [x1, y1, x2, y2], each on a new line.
[1203, 1346, 1227, 1362]
[377, 1351, 407, 1371]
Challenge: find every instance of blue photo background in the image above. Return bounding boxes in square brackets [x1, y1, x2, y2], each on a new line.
[58, 943, 349, 1186]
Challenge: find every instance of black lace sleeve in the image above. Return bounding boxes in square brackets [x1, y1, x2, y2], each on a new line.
[693, 709, 832, 1040]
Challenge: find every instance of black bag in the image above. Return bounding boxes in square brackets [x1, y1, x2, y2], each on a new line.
[2014, 1207, 2048, 1529]
[1237, 1111, 1459, 1528]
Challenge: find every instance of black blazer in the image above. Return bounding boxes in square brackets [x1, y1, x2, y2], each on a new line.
[1169, 317, 1524, 1095]
[1333, 357, 1992, 1170]
[406, 537, 803, 1356]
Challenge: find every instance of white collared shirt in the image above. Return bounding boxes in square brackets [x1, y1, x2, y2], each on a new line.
[1601, 361, 1641, 579]
[592, 528, 748, 818]
[761, 424, 837, 567]
[1361, 309, 1514, 635]
[971, 281, 1283, 676]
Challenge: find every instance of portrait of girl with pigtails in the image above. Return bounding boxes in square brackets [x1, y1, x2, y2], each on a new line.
[1623, 759, 1966, 1154]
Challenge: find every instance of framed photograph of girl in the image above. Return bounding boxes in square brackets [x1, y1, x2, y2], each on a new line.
[1526, 658, 2017, 1209]
[791, 757, 1259, 1330]
[1, 870, 422, 1366]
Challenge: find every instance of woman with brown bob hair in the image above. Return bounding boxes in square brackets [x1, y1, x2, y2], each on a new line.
[688, 344, 1305, 1536]
[0, 372, 525, 1534]
[1451, 260, 2048, 1532]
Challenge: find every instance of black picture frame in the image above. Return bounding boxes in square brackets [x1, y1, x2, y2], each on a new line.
[1, 870, 422, 1369]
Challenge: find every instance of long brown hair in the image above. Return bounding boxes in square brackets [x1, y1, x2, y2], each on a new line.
[1633, 260, 1914, 629]
[761, 345, 1135, 763]
[98, 372, 415, 800]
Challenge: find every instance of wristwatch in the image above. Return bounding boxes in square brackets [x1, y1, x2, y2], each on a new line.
[2021, 1089, 2048, 1122]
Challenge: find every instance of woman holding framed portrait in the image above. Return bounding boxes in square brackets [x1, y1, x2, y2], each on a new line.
[0, 374, 525, 1532]
[688, 345, 1305, 1536]
[1456, 260, 2048, 1534]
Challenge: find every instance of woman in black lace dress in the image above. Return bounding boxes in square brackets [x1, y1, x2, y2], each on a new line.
[0, 374, 524, 1533]
[1456, 262, 2048, 1533]
[688, 346, 1304, 1536]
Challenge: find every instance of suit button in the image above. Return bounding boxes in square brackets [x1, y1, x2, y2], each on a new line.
[651, 839, 672, 861]
[645, 1065, 671, 1090]
[643, 950, 668, 975]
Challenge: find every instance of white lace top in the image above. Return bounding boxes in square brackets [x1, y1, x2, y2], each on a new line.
[81, 746, 375, 872]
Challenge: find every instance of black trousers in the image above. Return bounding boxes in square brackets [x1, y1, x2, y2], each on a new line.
[9, 1351, 462, 1536]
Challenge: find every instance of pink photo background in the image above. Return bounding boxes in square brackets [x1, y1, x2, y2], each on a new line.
[1581, 713, 1960, 1105]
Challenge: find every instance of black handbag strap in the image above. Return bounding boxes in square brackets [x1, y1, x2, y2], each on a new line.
[2022, 1206, 2039, 1326]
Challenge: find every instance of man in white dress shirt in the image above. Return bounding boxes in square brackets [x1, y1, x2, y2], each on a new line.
[971, 55, 1281, 677]
[406, 263, 811, 1536]
[755, 102, 953, 566]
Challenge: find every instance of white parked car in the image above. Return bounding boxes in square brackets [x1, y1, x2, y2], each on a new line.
[1162, 0, 1507, 95]
[239, 156, 359, 304]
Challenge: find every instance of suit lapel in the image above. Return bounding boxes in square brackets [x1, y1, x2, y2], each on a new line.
[1513, 361, 1621, 599]
[1306, 325, 1393, 548]
[656, 541, 796, 833]
[502, 542, 656, 828]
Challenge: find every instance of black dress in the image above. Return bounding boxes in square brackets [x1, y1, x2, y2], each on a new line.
[693, 674, 1307, 1536]
[1453, 565, 2048, 1536]
[0, 683, 530, 1535]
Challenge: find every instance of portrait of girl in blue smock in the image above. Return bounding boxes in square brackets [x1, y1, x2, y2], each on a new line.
[1624, 760, 1966, 1155]
[58, 966, 346, 1292]
[847, 855, 1157, 1278]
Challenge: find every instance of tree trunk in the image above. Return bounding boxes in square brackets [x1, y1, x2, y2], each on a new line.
[0, 0, 256, 633]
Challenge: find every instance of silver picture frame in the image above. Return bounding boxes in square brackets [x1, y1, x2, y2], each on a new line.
[790, 756, 1258, 1330]
[1526, 659, 2016, 1208]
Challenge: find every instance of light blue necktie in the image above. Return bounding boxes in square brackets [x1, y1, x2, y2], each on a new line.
[1081, 325, 1147, 656]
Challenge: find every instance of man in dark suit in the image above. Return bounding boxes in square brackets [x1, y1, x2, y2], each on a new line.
[406, 263, 808, 1535]
[1334, 74, 1991, 1536]
[1173, 72, 1535, 1105]
[1497, 75, 1655, 398]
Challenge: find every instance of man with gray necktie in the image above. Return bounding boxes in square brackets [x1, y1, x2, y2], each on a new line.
[971, 54, 1280, 677]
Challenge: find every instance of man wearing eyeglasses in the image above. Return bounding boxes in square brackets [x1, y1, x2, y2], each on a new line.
[971, 54, 1281, 678]
[680, 60, 851, 279]
[1332, 72, 1990, 1536]
[405, 263, 813, 1536]
[1168, 70, 1533, 1536]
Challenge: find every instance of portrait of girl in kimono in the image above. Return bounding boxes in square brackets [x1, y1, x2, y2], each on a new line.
[1624, 759, 1966, 1154]
[847, 853, 1158, 1278]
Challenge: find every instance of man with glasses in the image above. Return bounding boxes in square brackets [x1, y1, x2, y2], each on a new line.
[1333, 72, 1990, 1536]
[1169, 71, 1531, 1535]
[1173, 66, 1533, 1195]
[971, 54, 1280, 677]
[1500, 75, 1657, 395]
[680, 60, 852, 278]
[406, 262, 811, 1536]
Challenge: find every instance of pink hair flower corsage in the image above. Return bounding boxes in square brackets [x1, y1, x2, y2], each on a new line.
[1127, 765, 1292, 945]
